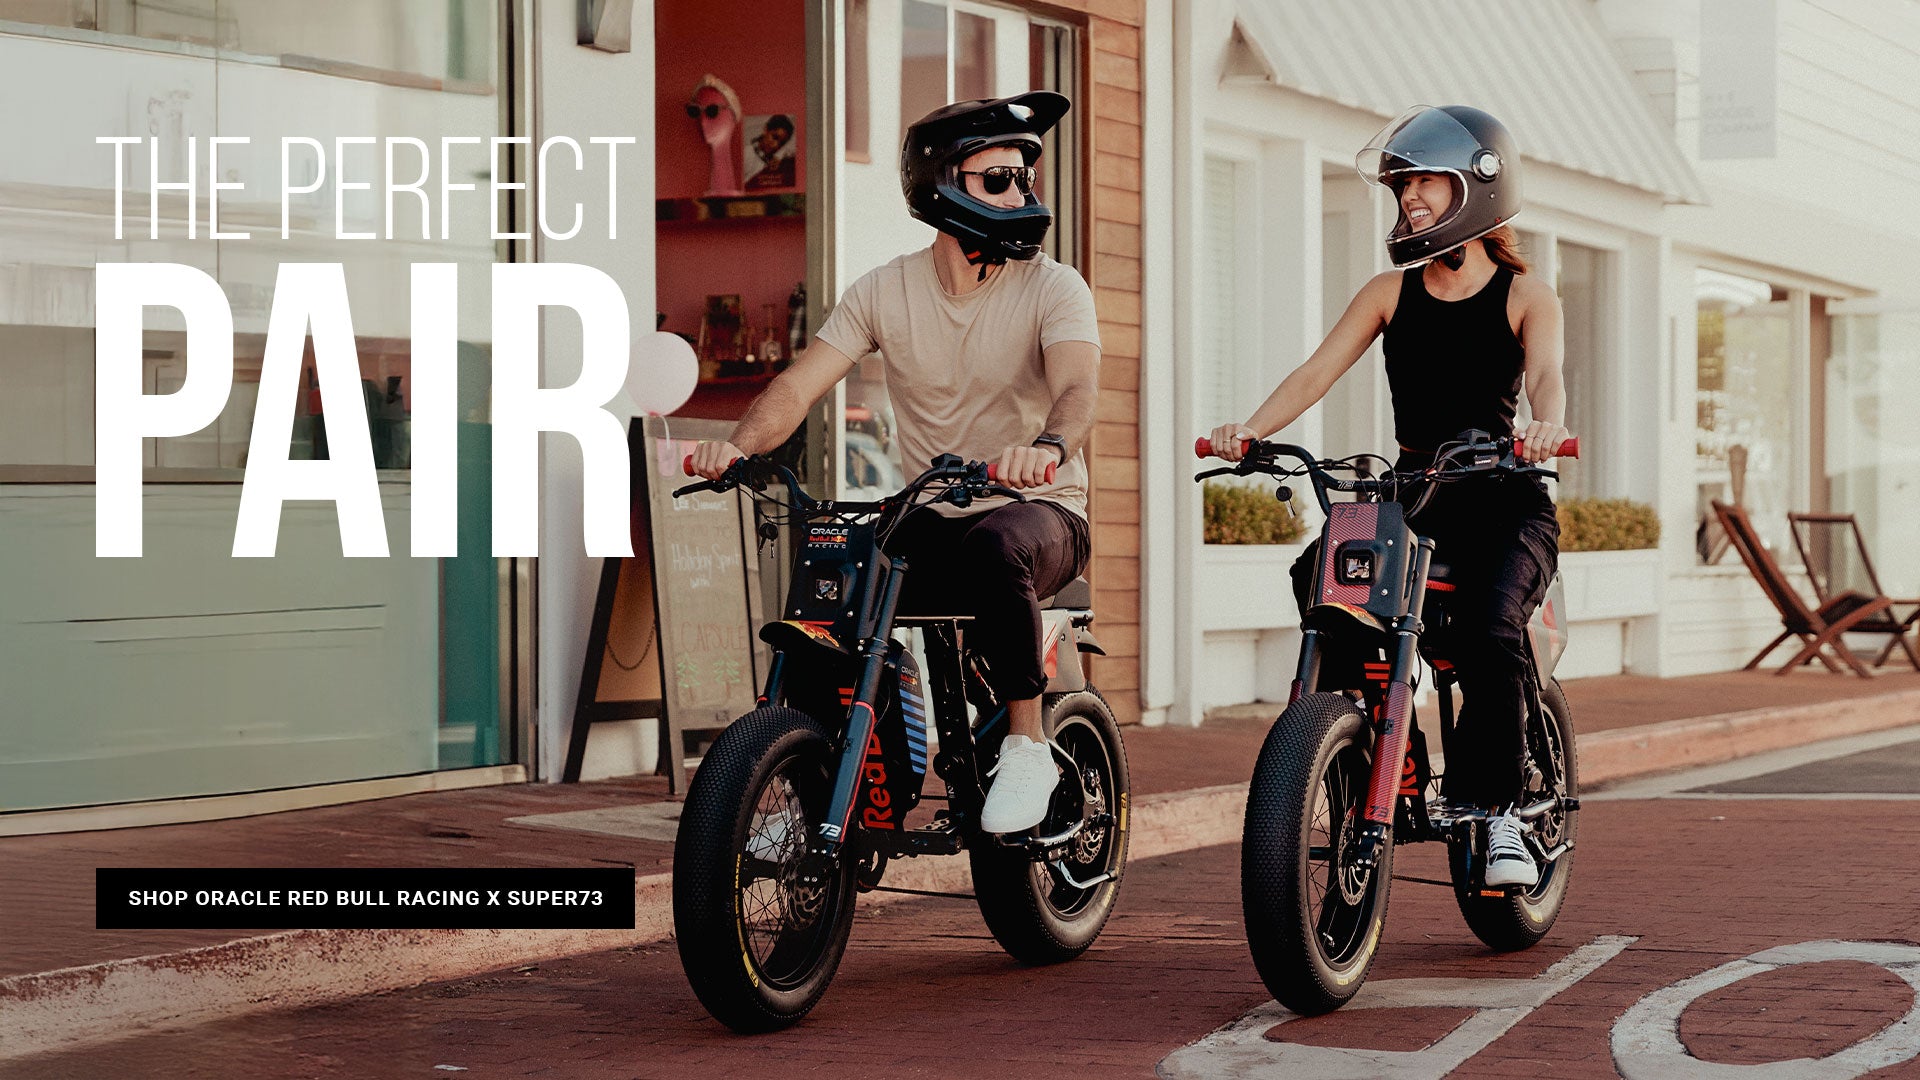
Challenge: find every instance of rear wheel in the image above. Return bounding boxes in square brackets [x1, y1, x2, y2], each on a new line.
[1243, 693, 1392, 1016]
[672, 707, 857, 1032]
[969, 688, 1130, 964]
[1450, 678, 1578, 951]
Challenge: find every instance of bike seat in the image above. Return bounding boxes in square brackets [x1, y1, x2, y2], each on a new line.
[1040, 577, 1093, 610]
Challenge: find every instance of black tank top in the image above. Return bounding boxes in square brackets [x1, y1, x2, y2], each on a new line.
[1382, 267, 1525, 453]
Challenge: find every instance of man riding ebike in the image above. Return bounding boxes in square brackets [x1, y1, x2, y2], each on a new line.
[689, 91, 1101, 835]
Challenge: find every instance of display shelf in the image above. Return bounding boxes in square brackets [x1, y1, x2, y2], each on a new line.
[656, 193, 804, 223]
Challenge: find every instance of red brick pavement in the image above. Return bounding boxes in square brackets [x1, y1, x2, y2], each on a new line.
[2, 668, 1913, 996]
[10, 794, 1920, 1079]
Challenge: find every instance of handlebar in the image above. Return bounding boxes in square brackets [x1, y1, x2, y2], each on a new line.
[671, 451, 1031, 515]
[1194, 435, 1578, 459]
[1191, 429, 1582, 517]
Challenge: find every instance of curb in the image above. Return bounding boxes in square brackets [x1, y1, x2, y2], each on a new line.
[1578, 688, 1920, 787]
[4, 690, 1916, 1061]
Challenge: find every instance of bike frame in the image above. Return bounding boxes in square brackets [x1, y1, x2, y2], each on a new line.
[1199, 431, 1573, 868]
[682, 456, 1102, 868]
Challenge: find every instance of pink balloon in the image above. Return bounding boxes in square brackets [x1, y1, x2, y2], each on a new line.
[617, 331, 698, 417]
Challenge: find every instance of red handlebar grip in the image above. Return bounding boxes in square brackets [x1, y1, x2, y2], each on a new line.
[985, 462, 1057, 484]
[1517, 435, 1580, 459]
[682, 453, 742, 476]
[1194, 436, 1251, 459]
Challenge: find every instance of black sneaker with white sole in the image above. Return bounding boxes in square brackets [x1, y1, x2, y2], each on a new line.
[1484, 811, 1540, 889]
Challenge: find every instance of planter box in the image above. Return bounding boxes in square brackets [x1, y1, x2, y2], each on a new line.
[1198, 543, 1308, 632]
[1558, 548, 1663, 621]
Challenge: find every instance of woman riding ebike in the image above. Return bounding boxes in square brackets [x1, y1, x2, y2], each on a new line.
[1196, 430, 1579, 1015]
[1203, 105, 1576, 1013]
[670, 453, 1127, 1032]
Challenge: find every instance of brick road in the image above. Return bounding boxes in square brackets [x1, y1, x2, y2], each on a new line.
[11, 750, 1920, 1080]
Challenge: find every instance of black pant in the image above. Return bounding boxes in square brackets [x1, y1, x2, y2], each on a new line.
[883, 501, 1090, 702]
[1291, 471, 1558, 807]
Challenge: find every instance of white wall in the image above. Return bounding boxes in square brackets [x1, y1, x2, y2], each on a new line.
[534, 1, 657, 780]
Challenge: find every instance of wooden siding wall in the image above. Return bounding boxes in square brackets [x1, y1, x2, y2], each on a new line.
[1061, 1, 1143, 722]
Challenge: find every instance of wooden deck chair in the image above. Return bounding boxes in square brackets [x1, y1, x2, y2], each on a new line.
[1711, 500, 1891, 677]
[1788, 511, 1920, 671]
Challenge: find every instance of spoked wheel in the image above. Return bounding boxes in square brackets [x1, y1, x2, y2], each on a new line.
[673, 707, 856, 1032]
[969, 688, 1130, 964]
[1243, 692, 1392, 1016]
[1450, 677, 1579, 951]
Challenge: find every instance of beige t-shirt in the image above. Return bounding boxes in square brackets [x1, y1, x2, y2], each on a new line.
[816, 248, 1100, 518]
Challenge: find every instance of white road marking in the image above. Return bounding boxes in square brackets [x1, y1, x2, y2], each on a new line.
[1612, 940, 1920, 1079]
[1156, 935, 1636, 1079]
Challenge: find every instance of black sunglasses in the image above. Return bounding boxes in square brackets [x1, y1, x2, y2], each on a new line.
[686, 102, 723, 119]
[959, 165, 1037, 196]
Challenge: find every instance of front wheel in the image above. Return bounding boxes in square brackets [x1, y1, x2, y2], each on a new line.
[672, 707, 857, 1032]
[969, 688, 1130, 964]
[1450, 677, 1579, 951]
[1243, 692, 1392, 1016]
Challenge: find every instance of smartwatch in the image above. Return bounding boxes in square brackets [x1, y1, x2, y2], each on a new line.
[1032, 433, 1068, 463]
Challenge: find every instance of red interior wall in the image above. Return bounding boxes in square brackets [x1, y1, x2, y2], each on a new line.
[656, 0, 808, 419]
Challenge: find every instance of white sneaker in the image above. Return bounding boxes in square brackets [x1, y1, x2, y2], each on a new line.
[1484, 811, 1539, 888]
[746, 808, 799, 860]
[979, 735, 1060, 834]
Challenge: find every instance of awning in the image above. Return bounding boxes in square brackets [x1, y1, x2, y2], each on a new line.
[1232, 0, 1708, 205]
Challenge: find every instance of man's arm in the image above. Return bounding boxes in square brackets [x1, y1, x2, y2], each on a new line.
[995, 338, 1099, 489]
[688, 339, 856, 478]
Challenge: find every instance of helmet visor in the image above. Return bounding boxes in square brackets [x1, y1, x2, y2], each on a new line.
[1355, 106, 1486, 186]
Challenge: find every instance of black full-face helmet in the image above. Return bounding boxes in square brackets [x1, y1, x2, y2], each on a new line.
[1356, 105, 1521, 268]
[901, 91, 1070, 264]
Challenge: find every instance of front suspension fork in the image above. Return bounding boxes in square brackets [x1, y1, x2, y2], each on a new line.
[1353, 538, 1434, 870]
[819, 559, 907, 848]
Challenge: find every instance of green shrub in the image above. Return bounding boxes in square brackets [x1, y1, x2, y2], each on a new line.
[1204, 481, 1307, 545]
[1556, 496, 1661, 552]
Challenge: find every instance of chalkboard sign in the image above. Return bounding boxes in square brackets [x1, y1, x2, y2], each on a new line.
[639, 416, 767, 790]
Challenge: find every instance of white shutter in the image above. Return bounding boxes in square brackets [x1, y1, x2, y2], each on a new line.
[1201, 156, 1243, 429]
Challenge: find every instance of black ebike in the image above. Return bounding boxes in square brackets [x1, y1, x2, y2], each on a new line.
[1195, 429, 1581, 1016]
[670, 454, 1128, 1032]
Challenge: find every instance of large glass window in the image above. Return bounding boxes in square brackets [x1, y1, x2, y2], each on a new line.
[1828, 308, 1920, 595]
[838, 1, 1079, 496]
[0, 3, 510, 812]
[1696, 269, 1794, 560]
[1556, 240, 1611, 498]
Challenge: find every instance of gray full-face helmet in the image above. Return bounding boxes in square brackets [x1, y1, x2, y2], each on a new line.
[1356, 105, 1521, 268]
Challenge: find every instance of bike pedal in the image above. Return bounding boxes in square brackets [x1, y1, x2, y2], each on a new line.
[1561, 797, 1581, 811]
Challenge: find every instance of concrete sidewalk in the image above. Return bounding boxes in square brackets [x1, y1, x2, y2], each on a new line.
[2, 668, 1916, 1060]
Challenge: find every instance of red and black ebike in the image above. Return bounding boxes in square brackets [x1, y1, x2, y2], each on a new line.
[670, 454, 1128, 1032]
[1194, 429, 1581, 1015]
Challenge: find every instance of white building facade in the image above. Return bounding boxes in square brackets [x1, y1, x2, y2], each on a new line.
[1137, 0, 1920, 724]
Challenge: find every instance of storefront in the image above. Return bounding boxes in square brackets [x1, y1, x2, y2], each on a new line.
[0, 1, 519, 825]
[1149, 0, 1920, 724]
[0, 0, 1149, 827]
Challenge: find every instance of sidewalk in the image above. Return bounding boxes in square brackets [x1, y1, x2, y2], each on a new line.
[2, 668, 1916, 1060]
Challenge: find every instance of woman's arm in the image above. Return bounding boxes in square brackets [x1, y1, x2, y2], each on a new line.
[1205, 271, 1398, 461]
[1514, 275, 1570, 464]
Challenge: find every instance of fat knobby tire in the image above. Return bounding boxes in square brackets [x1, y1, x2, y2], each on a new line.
[1451, 677, 1579, 952]
[1242, 692, 1391, 1016]
[969, 688, 1131, 965]
[672, 707, 855, 1032]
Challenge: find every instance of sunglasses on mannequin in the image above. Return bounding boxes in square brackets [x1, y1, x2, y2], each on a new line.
[686, 102, 723, 119]
[959, 165, 1037, 195]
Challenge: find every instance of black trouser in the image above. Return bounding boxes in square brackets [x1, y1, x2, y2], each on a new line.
[1291, 468, 1558, 807]
[883, 501, 1090, 703]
